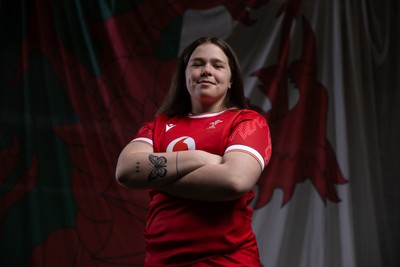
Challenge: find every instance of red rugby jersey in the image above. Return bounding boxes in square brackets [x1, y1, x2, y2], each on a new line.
[132, 108, 271, 266]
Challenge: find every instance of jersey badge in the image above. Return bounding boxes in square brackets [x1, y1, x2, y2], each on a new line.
[207, 120, 223, 129]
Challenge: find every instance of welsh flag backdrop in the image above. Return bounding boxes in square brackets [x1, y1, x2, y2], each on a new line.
[1, 1, 399, 267]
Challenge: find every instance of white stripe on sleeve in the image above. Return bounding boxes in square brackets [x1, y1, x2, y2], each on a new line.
[131, 137, 153, 146]
[225, 144, 265, 170]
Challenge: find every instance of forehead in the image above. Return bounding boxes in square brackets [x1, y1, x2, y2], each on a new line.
[189, 43, 229, 62]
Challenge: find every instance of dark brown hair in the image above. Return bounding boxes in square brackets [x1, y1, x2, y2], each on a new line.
[157, 37, 248, 116]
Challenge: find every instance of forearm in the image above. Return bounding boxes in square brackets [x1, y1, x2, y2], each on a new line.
[158, 167, 257, 201]
[116, 144, 222, 189]
[158, 165, 238, 201]
[157, 152, 262, 201]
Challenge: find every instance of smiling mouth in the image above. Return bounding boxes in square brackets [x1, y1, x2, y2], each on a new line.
[197, 80, 215, 85]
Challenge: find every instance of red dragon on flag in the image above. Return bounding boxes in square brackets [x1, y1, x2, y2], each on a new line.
[250, 0, 347, 208]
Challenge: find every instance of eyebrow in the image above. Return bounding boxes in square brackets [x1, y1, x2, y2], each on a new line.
[189, 57, 228, 64]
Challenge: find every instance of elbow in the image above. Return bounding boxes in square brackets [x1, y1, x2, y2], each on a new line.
[115, 149, 150, 189]
[115, 163, 149, 189]
[115, 166, 129, 187]
[115, 164, 139, 189]
[228, 175, 254, 199]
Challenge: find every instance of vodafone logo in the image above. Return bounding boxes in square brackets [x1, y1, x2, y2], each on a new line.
[166, 136, 196, 152]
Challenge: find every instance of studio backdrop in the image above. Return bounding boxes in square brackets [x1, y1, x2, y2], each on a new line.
[0, 0, 398, 267]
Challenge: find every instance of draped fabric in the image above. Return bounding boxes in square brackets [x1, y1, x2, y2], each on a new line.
[0, 0, 398, 267]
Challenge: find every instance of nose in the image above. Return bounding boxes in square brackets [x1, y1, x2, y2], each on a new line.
[201, 64, 212, 76]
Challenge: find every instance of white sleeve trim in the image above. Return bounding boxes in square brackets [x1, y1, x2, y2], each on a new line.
[225, 144, 265, 170]
[131, 137, 153, 146]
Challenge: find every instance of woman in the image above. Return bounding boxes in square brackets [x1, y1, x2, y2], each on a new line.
[116, 37, 272, 266]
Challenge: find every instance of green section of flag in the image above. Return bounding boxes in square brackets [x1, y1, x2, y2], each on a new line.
[81, 0, 144, 21]
[0, 52, 77, 267]
[52, 0, 144, 76]
[155, 15, 183, 61]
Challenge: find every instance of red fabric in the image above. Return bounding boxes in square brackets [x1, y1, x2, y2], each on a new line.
[191, 238, 261, 267]
[133, 109, 271, 266]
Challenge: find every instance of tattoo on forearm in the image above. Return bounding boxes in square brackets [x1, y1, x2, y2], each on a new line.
[135, 162, 140, 173]
[148, 154, 167, 182]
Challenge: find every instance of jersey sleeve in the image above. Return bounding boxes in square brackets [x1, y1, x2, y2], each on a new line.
[131, 121, 154, 146]
[225, 111, 272, 170]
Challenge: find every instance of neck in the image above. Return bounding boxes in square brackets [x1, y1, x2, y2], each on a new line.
[191, 101, 227, 115]
[190, 107, 225, 115]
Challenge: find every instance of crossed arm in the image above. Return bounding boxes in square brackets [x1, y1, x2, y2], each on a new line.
[115, 141, 263, 201]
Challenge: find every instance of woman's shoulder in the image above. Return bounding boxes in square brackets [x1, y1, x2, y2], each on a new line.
[228, 108, 265, 119]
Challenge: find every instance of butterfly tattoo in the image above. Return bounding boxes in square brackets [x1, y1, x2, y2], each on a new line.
[148, 154, 167, 182]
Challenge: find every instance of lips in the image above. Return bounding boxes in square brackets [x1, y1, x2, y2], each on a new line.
[197, 80, 215, 85]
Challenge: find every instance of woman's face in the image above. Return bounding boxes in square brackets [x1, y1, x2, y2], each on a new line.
[185, 43, 232, 113]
